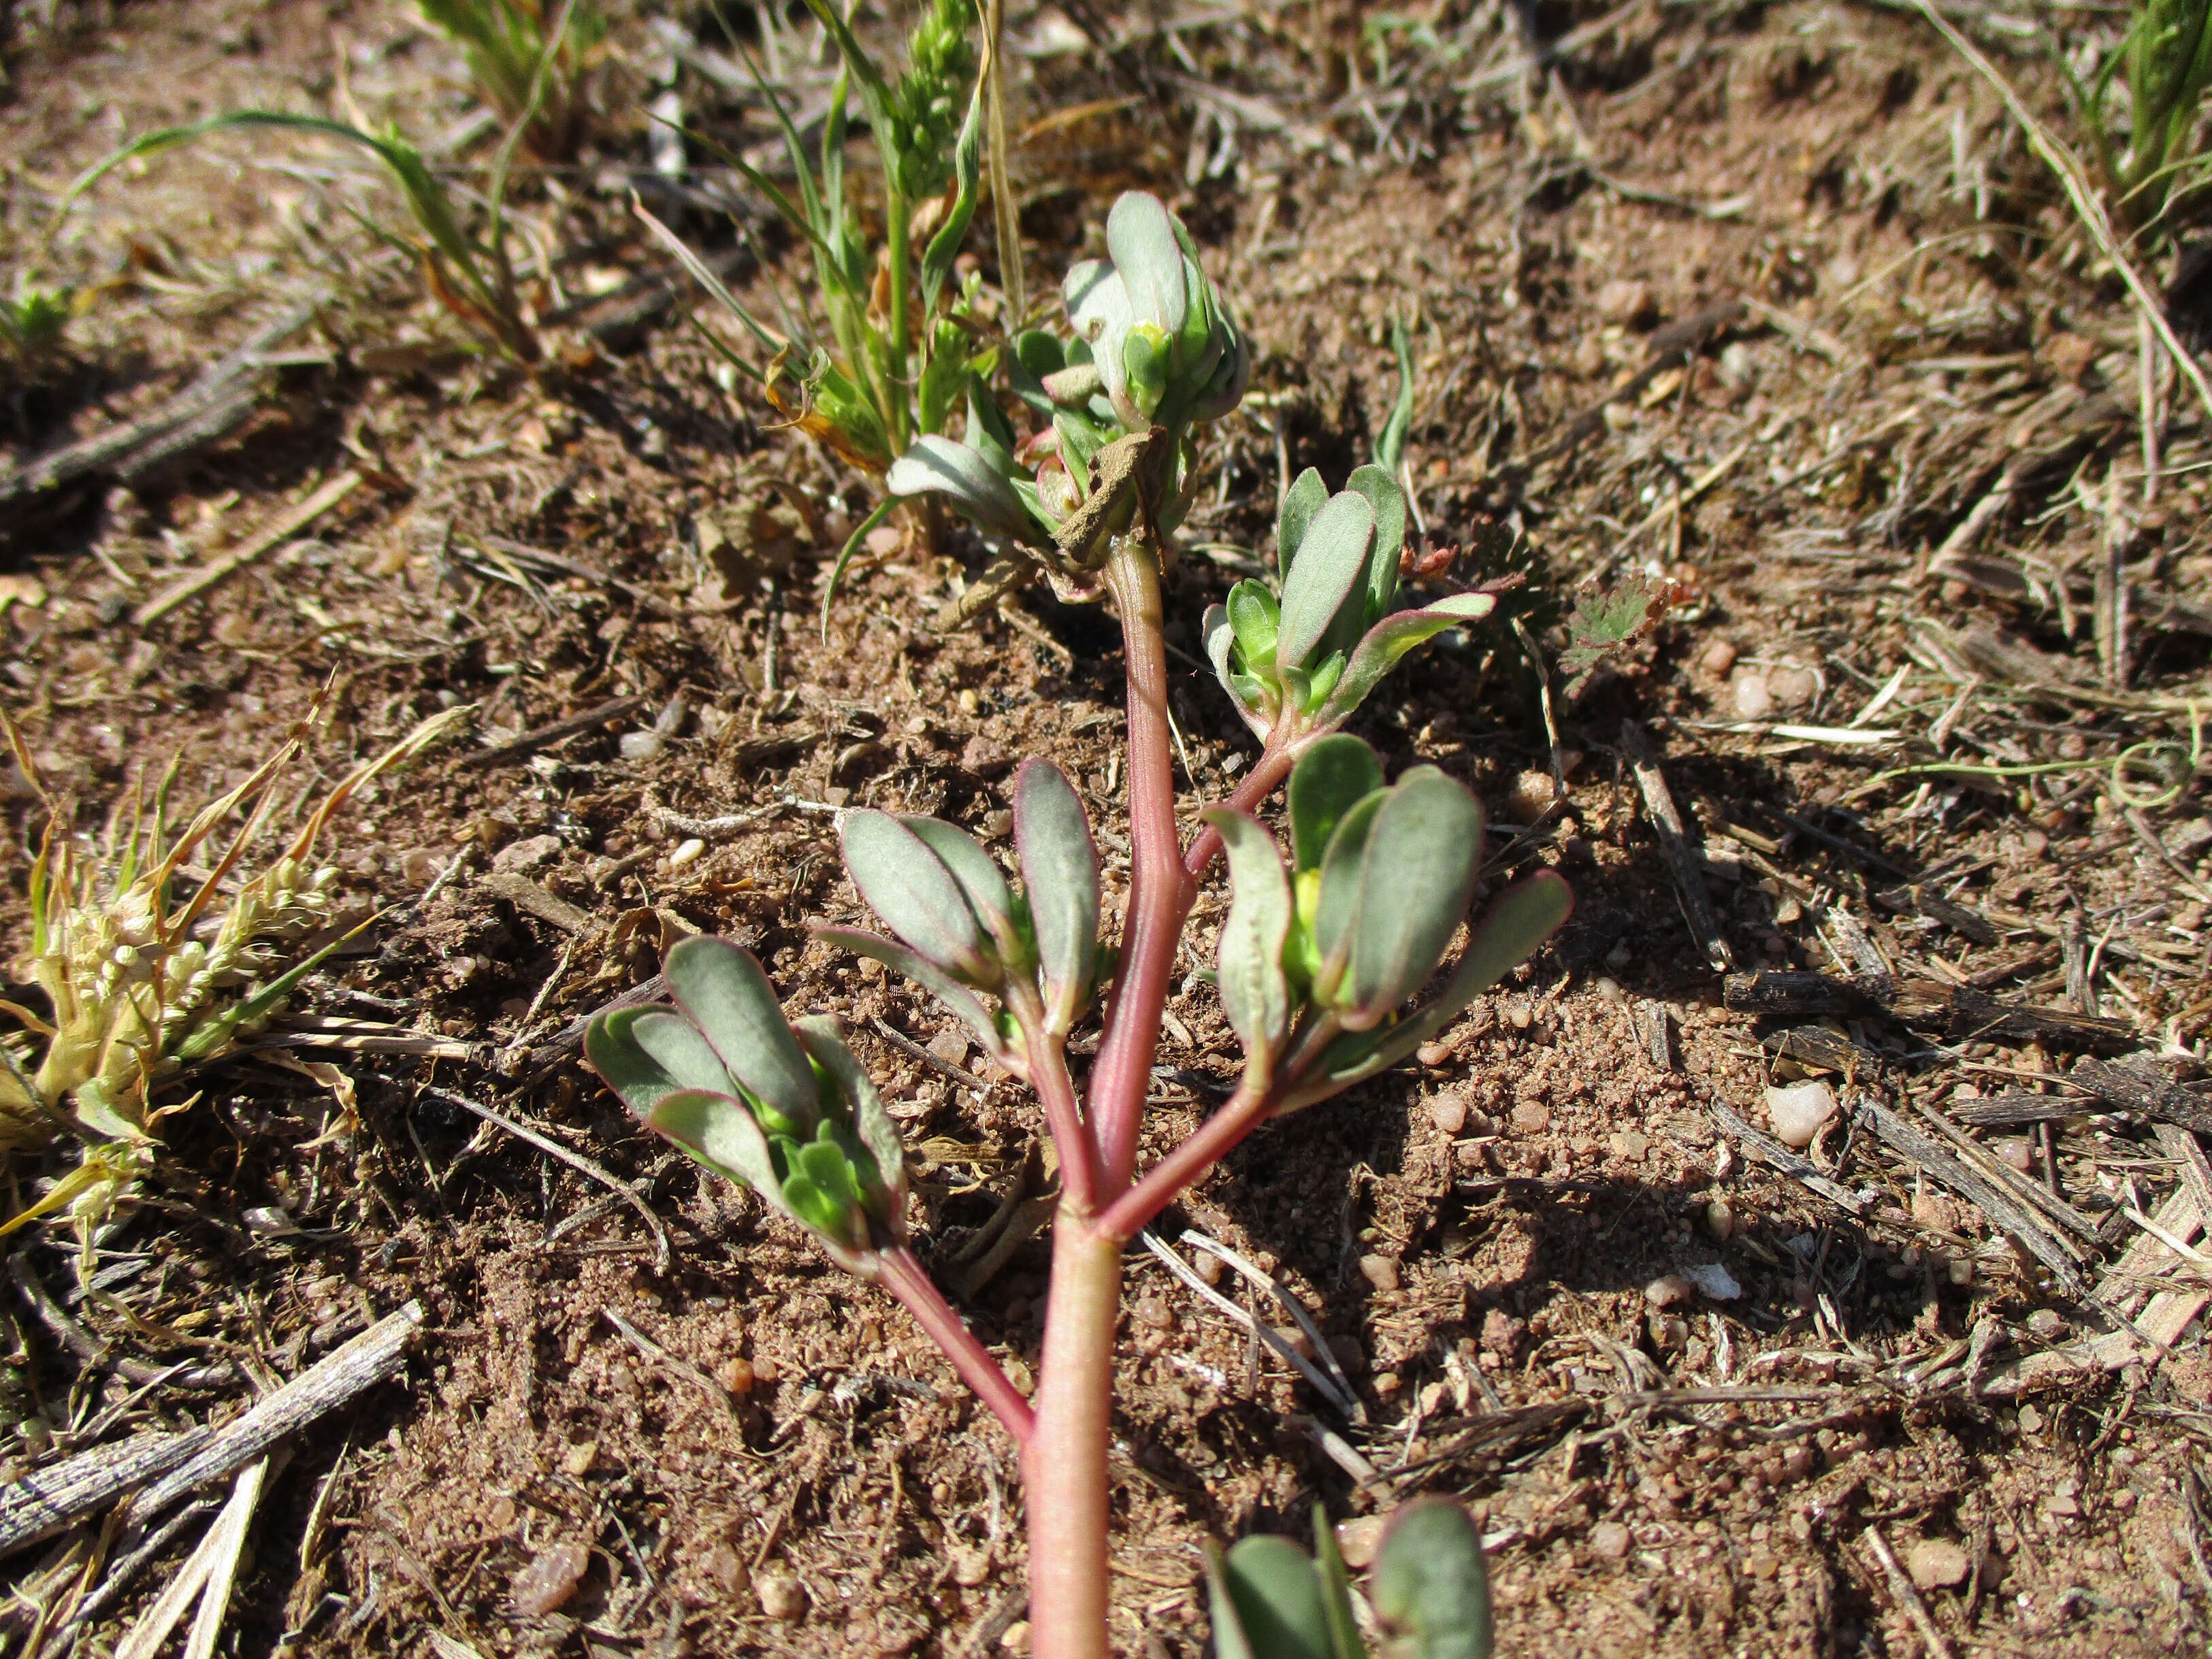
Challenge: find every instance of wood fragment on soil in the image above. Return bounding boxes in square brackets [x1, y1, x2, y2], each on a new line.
[480, 871, 593, 936]
[455, 694, 647, 770]
[0, 1425, 210, 1560]
[1709, 1102, 1866, 1215]
[1621, 722, 1736, 972]
[125, 1302, 421, 1527]
[131, 472, 363, 626]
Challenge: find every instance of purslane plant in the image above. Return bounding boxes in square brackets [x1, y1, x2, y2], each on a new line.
[587, 193, 1568, 1658]
[636, 0, 991, 593]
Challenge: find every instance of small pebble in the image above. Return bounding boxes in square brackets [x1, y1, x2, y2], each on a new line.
[1506, 768, 1558, 821]
[706, 1543, 749, 1594]
[1764, 1079, 1837, 1149]
[1680, 1262, 1742, 1301]
[1699, 638, 1739, 677]
[1996, 1136, 2035, 1174]
[1427, 1095, 1469, 1135]
[999, 1622, 1032, 1654]
[1510, 1101, 1552, 1136]
[1335, 1516, 1387, 1569]
[1609, 1129, 1650, 1162]
[1416, 1039, 1455, 1068]
[1589, 1520, 1633, 1560]
[1705, 1196, 1735, 1241]
[619, 729, 666, 762]
[1130, 1295, 1176, 1332]
[1904, 1538, 1970, 1591]
[562, 1439, 598, 1476]
[928, 1026, 971, 1069]
[1645, 1273, 1695, 1309]
[1768, 665, 1818, 708]
[1358, 1254, 1401, 1293]
[1506, 1000, 1534, 1033]
[757, 1569, 806, 1622]
[949, 1545, 992, 1588]
[667, 837, 705, 870]
[491, 833, 563, 873]
[1596, 278, 1657, 327]
[1731, 672, 1774, 721]
[717, 1356, 755, 1396]
[511, 1541, 590, 1617]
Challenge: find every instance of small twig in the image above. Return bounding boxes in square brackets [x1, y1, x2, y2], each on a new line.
[131, 473, 362, 626]
[455, 694, 647, 770]
[421, 1087, 670, 1273]
[644, 793, 788, 838]
[1621, 721, 1736, 972]
[1175, 1231, 1361, 1419]
[1861, 1522, 1955, 1659]
[602, 1308, 741, 1416]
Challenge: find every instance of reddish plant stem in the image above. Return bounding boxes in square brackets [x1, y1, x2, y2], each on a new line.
[877, 1247, 1035, 1445]
[1027, 1029, 1101, 1215]
[1096, 1080, 1273, 1243]
[1024, 1219, 1121, 1659]
[1181, 736, 1294, 879]
[1090, 540, 1192, 1193]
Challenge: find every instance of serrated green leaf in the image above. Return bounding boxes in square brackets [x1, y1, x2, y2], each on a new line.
[1276, 492, 1374, 672]
[1288, 734, 1384, 874]
[664, 936, 820, 1133]
[1201, 807, 1293, 1068]
[1344, 768, 1482, 1028]
[1014, 760, 1100, 1034]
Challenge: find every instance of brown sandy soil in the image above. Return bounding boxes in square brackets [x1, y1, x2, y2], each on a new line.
[3, 0, 2212, 1655]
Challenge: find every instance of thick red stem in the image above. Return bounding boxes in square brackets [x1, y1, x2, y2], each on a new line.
[1090, 541, 1191, 1192]
[877, 1247, 1035, 1445]
[1024, 1219, 1120, 1659]
[1096, 1081, 1273, 1243]
[1028, 1030, 1101, 1215]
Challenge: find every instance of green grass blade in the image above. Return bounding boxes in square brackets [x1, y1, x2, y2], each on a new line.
[822, 496, 895, 638]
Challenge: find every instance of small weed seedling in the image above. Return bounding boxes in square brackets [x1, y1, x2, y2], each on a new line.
[416, 0, 606, 162]
[588, 192, 1568, 1657]
[2072, 0, 2212, 229]
[0, 704, 462, 1251]
[636, 0, 995, 598]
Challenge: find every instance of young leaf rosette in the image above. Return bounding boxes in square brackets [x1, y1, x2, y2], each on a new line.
[585, 936, 907, 1276]
[1204, 736, 1571, 1105]
[1205, 465, 1495, 753]
[883, 190, 1250, 587]
[818, 760, 1103, 1070]
[1205, 1498, 1494, 1659]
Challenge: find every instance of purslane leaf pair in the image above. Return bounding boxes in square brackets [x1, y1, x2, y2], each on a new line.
[1207, 736, 1572, 1106]
[586, 936, 907, 1274]
[1206, 465, 1496, 751]
[823, 759, 1103, 1071]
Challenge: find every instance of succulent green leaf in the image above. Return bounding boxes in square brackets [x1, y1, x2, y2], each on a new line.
[1122, 322, 1173, 419]
[664, 936, 821, 1133]
[966, 376, 1019, 476]
[644, 1087, 781, 1201]
[1219, 1535, 1337, 1659]
[1322, 593, 1496, 727]
[1288, 734, 1384, 875]
[1275, 491, 1374, 671]
[1226, 580, 1280, 675]
[1010, 328, 1067, 414]
[1284, 871, 1572, 1110]
[1203, 1546, 1260, 1659]
[1205, 603, 1271, 735]
[794, 1016, 906, 1236]
[1276, 467, 1328, 578]
[1345, 462, 1407, 621]
[812, 925, 1014, 1068]
[1063, 259, 1133, 412]
[840, 809, 990, 980]
[1344, 768, 1483, 1028]
[885, 434, 1033, 540]
[585, 1007, 683, 1117]
[1312, 791, 1385, 999]
[1106, 191, 1189, 337]
[900, 815, 1016, 946]
[1372, 1498, 1494, 1659]
[1014, 761, 1101, 1032]
[630, 1010, 739, 1098]
[1201, 808, 1293, 1068]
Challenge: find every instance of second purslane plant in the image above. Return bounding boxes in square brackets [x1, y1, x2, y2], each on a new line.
[586, 191, 1569, 1659]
